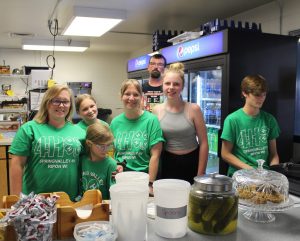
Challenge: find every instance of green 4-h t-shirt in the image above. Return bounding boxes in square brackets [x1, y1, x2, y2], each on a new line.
[81, 155, 117, 199]
[76, 119, 109, 131]
[9, 120, 85, 200]
[110, 111, 165, 172]
[221, 108, 280, 176]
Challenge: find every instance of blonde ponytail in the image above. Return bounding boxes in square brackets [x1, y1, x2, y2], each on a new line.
[163, 62, 185, 85]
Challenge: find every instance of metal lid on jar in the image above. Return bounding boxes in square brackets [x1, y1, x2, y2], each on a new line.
[194, 173, 233, 192]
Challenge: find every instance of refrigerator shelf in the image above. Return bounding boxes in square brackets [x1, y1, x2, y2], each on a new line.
[206, 124, 220, 129]
[202, 98, 221, 102]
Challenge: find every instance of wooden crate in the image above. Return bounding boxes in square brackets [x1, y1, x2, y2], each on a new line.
[54, 190, 109, 240]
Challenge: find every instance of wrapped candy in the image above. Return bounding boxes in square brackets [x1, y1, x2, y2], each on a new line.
[3, 192, 58, 241]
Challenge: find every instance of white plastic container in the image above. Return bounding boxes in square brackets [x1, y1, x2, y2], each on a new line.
[153, 179, 191, 238]
[115, 171, 149, 188]
[110, 183, 148, 241]
[74, 221, 116, 241]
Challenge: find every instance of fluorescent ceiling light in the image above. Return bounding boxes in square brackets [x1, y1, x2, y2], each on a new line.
[22, 39, 90, 52]
[62, 6, 126, 37]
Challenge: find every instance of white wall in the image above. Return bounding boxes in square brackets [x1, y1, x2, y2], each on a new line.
[129, 44, 152, 59]
[0, 49, 128, 119]
[230, 0, 300, 35]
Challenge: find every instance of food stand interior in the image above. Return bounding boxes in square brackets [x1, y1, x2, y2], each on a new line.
[1, 0, 300, 240]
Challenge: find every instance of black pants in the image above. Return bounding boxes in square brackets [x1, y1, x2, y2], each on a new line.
[161, 147, 199, 184]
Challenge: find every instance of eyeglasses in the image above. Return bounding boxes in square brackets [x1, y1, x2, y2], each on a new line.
[149, 62, 165, 67]
[50, 99, 71, 106]
[94, 143, 113, 152]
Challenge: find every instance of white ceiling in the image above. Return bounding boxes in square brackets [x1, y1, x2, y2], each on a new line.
[0, 0, 274, 54]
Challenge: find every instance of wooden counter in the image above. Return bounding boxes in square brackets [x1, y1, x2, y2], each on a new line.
[0, 138, 12, 208]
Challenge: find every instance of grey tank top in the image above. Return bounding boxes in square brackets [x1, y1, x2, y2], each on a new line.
[160, 103, 199, 151]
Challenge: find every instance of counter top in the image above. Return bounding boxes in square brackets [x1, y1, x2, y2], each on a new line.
[59, 195, 300, 241]
[0, 138, 12, 145]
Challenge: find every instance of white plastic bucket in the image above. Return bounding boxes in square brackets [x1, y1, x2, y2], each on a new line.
[115, 171, 149, 188]
[110, 183, 148, 241]
[153, 179, 191, 238]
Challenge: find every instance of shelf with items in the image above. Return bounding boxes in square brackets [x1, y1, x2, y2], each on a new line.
[0, 95, 28, 102]
[0, 108, 27, 114]
[202, 97, 221, 102]
[0, 74, 29, 79]
[206, 124, 220, 129]
[0, 121, 20, 137]
[0, 97, 28, 123]
[0, 74, 30, 97]
[209, 150, 218, 155]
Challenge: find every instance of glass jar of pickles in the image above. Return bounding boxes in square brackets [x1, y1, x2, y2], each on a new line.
[188, 173, 238, 235]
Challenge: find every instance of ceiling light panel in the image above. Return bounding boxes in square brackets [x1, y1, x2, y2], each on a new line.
[62, 6, 126, 37]
[22, 39, 90, 52]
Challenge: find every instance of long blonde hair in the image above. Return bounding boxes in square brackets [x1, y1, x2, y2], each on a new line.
[34, 84, 74, 123]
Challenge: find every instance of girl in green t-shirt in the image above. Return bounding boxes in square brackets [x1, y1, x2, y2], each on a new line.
[110, 79, 165, 196]
[75, 94, 109, 130]
[81, 122, 118, 199]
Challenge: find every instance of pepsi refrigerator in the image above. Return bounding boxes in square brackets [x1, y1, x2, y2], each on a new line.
[128, 29, 298, 174]
[127, 54, 151, 86]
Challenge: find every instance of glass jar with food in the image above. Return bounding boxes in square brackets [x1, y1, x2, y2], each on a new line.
[188, 173, 238, 235]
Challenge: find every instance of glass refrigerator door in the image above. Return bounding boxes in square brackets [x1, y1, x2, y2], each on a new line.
[190, 67, 222, 174]
[137, 78, 148, 86]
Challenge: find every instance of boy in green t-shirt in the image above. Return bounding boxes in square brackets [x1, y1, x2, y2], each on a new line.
[221, 74, 280, 176]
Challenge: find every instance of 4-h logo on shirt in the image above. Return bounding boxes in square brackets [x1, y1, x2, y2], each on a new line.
[116, 131, 148, 151]
[237, 126, 269, 150]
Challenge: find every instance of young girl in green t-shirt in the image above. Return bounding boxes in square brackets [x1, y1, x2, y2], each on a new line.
[81, 122, 119, 199]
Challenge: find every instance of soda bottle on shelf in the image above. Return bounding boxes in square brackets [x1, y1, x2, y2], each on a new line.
[200, 76, 206, 99]
[206, 80, 211, 98]
[213, 128, 219, 153]
[215, 81, 221, 99]
[207, 128, 212, 151]
[210, 79, 216, 98]
[204, 102, 210, 124]
[208, 102, 216, 125]
[215, 102, 221, 126]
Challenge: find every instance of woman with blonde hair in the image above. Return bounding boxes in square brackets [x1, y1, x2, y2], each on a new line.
[153, 62, 208, 183]
[9, 84, 85, 200]
[110, 79, 164, 194]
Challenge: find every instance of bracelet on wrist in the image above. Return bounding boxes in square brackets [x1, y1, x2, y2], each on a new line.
[148, 181, 153, 187]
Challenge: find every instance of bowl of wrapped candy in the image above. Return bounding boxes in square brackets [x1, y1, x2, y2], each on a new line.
[2, 192, 58, 241]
